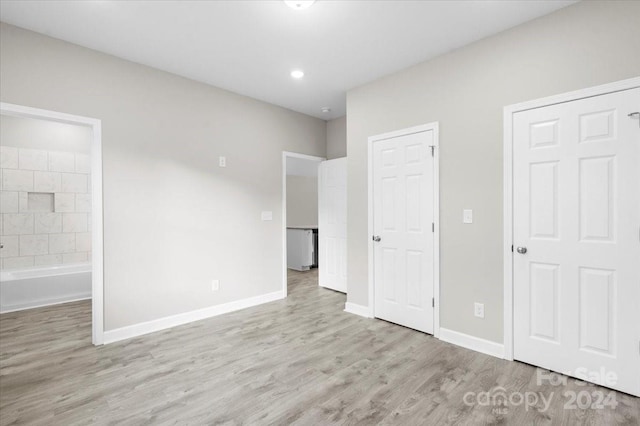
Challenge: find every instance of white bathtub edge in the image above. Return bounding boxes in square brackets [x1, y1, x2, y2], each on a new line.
[0, 266, 92, 314]
[0, 293, 91, 314]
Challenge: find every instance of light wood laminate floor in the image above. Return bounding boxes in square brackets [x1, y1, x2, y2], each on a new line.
[1, 269, 638, 425]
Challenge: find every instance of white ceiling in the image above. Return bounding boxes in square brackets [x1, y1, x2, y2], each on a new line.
[0, 0, 576, 120]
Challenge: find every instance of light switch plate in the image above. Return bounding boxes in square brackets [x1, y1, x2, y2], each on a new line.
[463, 209, 473, 224]
[261, 211, 273, 221]
[219, 156, 226, 167]
[474, 302, 484, 318]
[211, 280, 220, 291]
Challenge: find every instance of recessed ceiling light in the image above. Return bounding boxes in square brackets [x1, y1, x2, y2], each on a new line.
[290, 69, 305, 79]
[284, 1, 316, 10]
[321, 107, 331, 113]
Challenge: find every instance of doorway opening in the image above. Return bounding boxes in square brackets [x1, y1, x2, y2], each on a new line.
[282, 152, 324, 297]
[0, 102, 104, 345]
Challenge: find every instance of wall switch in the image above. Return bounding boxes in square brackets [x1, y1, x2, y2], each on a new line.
[474, 302, 485, 318]
[261, 211, 273, 221]
[211, 280, 220, 291]
[219, 156, 226, 167]
[463, 209, 473, 224]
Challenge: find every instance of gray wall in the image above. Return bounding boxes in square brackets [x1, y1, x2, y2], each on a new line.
[0, 23, 326, 330]
[326, 116, 347, 159]
[1, 115, 91, 154]
[286, 175, 318, 228]
[346, 1, 640, 343]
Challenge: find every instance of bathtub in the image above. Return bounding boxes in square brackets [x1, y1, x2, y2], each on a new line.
[0, 263, 91, 313]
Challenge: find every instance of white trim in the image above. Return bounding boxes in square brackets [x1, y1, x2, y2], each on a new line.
[432, 124, 441, 338]
[439, 327, 505, 359]
[344, 302, 373, 318]
[367, 122, 440, 334]
[0, 102, 105, 345]
[281, 151, 325, 297]
[103, 290, 284, 344]
[502, 76, 640, 361]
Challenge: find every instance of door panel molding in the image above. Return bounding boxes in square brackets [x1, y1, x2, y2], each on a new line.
[366, 122, 440, 337]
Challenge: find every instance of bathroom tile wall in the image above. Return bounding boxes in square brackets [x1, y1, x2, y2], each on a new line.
[0, 146, 91, 270]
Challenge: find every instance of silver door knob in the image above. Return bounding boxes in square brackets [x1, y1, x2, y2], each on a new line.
[372, 235, 381, 242]
[516, 247, 527, 254]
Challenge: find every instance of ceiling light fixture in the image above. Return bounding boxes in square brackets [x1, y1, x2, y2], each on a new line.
[290, 69, 305, 79]
[284, 1, 316, 11]
[321, 107, 331, 113]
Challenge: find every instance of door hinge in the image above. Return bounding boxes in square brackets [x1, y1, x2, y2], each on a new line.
[432, 298, 435, 308]
[511, 245, 514, 253]
[432, 222, 435, 232]
[430, 145, 435, 157]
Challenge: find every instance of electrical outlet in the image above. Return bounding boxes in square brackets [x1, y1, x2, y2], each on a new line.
[211, 280, 220, 291]
[474, 302, 484, 318]
[219, 156, 226, 167]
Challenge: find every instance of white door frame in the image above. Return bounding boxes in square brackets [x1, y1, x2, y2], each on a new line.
[281, 151, 325, 297]
[502, 76, 640, 360]
[1, 102, 105, 345]
[367, 122, 440, 337]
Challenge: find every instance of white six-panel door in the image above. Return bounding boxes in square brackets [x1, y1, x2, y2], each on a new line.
[513, 88, 640, 396]
[372, 130, 435, 334]
[319, 158, 347, 293]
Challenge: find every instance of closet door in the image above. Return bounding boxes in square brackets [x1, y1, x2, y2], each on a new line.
[513, 87, 640, 396]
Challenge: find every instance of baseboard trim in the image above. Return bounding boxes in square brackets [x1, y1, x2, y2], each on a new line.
[344, 302, 372, 318]
[0, 294, 91, 314]
[103, 290, 284, 344]
[439, 327, 505, 359]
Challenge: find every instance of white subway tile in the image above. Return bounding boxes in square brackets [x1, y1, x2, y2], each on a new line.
[19, 234, 48, 256]
[34, 254, 63, 266]
[49, 233, 75, 254]
[63, 252, 87, 264]
[18, 192, 29, 213]
[75, 154, 91, 174]
[34, 171, 62, 192]
[0, 191, 19, 213]
[0, 235, 19, 258]
[0, 146, 19, 169]
[18, 148, 48, 171]
[2, 213, 34, 235]
[34, 213, 62, 234]
[61, 173, 88, 193]
[48, 151, 75, 172]
[2, 256, 34, 269]
[2, 169, 33, 191]
[75, 232, 91, 252]
[75, 193, 91, 213]
[62, 213, 87, 233]
[54, 193, 75, 212]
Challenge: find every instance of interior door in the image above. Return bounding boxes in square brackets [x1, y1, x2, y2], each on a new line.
[318, 158, 347, 293]
[373, 130, 435, 334]
[513, 87, 640, 396]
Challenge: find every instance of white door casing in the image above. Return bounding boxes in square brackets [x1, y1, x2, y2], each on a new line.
[319, 158, 347, 293]
[371, 128, 436, 334]
[512, 87, 640, 396]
